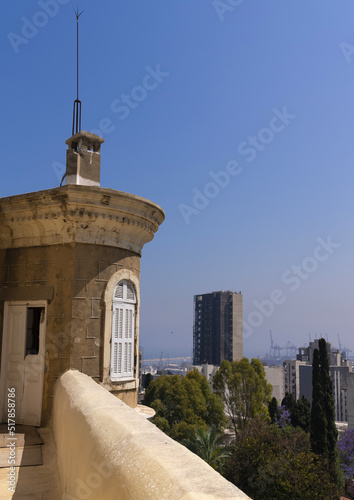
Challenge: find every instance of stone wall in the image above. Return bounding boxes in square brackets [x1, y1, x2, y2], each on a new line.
[53, 370, 250, 500]
[0, 243, 140, 423]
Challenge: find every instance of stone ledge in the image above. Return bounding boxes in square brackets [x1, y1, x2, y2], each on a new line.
[0, 185, 165, 255]
[53, 370, 250, 500]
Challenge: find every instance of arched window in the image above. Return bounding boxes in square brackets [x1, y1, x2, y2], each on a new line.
[110, 280, 136, 380]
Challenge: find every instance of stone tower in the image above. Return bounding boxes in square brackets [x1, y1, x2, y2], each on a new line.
[0, 130, 164, 425]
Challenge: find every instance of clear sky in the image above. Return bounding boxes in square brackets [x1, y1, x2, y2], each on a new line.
[2, 1, 354, 360]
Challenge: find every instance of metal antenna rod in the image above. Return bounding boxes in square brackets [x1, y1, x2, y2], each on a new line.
[72, 5, 84, 136]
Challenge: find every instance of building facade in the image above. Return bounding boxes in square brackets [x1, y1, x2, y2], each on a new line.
[283, 359, 307, 400]
[193, 291, 243, 366]
[263, 365, 286, 403]
[283, 340, 352, 422]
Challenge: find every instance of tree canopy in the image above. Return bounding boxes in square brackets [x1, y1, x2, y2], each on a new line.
[318, 338, 338, 463]
[213, 358, 272, 434]
[143, 370, 226, 442]
[281, 392, 311, 432]
[310, 339, 338, 471]
[182, 426, 230, 472]
[311, 347, 328, 456]
[268, 397, 280, 424]
[337, 428, 354, 499]
[224, 418, 340, 500]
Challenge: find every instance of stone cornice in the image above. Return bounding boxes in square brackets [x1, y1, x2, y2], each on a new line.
[0, 185, 165, 255]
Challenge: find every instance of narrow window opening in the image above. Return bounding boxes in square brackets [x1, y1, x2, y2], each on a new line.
[25, 307, 44, 356]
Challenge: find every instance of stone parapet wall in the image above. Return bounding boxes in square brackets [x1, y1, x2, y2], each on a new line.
[53, 370, 250, 500]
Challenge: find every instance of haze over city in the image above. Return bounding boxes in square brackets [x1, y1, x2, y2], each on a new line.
[2, 1, 354, 360]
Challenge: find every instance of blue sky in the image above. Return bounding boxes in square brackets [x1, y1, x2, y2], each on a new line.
[2, 1, 354, 360]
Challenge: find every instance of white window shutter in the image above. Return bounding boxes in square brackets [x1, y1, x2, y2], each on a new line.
[126, 282, 135, 301]
[110, 304, 135, 380]
[115, 283, 124, 299]
[114, 281, 136, 302]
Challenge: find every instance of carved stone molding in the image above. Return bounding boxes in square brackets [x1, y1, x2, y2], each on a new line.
[0, 185, 165, 255]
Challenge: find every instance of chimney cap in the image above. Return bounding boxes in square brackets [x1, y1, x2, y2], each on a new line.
[66, 130, 105, 147]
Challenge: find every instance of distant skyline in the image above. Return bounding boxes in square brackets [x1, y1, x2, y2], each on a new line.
[2, 1, 354, 360]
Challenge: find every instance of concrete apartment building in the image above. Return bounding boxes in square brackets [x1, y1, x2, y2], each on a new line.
[299, 364, 350, 421]
[193, 291, 243, 366]
[282, 340, 354, 423]
[283, 359, 307, 400]
[263, 365, 286, 402]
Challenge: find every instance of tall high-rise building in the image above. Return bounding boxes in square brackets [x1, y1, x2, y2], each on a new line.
[193, 291, 243, 365]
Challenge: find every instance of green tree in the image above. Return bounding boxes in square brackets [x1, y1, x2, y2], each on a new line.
[337, 428, 354, 498]
[144, 372, 153, 390]
[318, 338, 338, 464]
[281, 392, 296, 414]
[281, 393, 311, 432]
[268, 396, 279, 424]
[143, 370, 226, 442]
[311, 347, 328, 456]
[224, 418, 340, 500]
[186, 368, 225, 430]
[310, 338, 338, 480]
[213, 358, 272, 435]
[291, 396, 311, 432]
[182, 426, 230, 472]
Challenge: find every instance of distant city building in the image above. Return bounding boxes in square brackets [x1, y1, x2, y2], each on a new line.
[193, 291, 243, 365]
[263, 365, 285, 403]
[347, 374, 354, 430]
[190, 364, 219, 390]
[284, 340, 353, 423]
[297, 340, 346, 366]
[283, 360, 307, 400]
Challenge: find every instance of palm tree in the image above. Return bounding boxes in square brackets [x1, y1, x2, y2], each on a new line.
[182, 426, 230, 472]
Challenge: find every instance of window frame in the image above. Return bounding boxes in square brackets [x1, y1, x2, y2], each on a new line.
[110, 280, 136, 382]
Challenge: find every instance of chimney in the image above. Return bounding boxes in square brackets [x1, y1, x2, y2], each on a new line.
[65, 131, 104, 186]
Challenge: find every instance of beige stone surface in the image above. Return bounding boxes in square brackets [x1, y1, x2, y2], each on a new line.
[0, 243, 141, 425]
[0, 184, 164, 425]
[53, 370, 250, 500]
[0, 427, 62, 499]
[0, 184, 165, 254]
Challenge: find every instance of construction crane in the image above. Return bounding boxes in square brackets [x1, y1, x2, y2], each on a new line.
[270, 331, 280, 357]
[269, 331, 274, 356]
[158, 351, 164, 370]
[269, 331, 296, 359]
[283, 341, 297, 359]
[337, 334, 352, 359]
